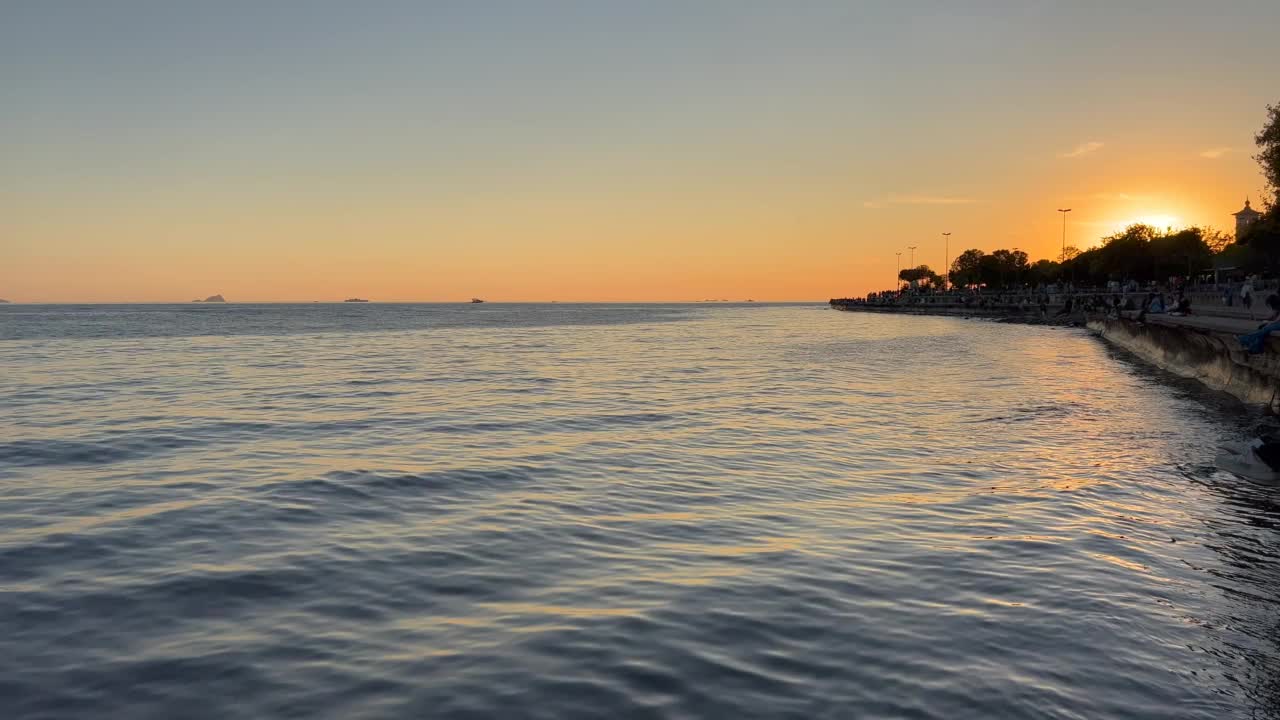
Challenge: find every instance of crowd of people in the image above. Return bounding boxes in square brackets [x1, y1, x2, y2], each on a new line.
[834, 275, 1280, 353]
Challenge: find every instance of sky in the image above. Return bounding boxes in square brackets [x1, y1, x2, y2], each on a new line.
[2, 1, 1277, 302]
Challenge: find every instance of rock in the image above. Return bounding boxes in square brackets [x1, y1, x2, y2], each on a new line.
[193, 294, 226, 303]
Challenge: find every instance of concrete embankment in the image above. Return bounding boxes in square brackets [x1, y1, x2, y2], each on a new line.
[831, 300, 1280, 410]
[1086, 315, 1280, 412]
[830, 300, 1082, 325]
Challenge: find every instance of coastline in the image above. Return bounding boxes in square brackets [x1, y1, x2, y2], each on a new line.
[831, 299, 1280, 412]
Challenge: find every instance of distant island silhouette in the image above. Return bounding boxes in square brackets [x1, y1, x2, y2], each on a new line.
[343, 298, 369, 303]
[192, 294, 226, 303]
[0, 298, 10, 304]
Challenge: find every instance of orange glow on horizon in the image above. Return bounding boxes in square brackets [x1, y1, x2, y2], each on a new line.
[4, 4, 1277, 303]
[0, 183, 1263, 303]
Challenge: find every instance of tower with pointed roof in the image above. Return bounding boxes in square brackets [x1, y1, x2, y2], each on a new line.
[1233, 198, 1262, 237]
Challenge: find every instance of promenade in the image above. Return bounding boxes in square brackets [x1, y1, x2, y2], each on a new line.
[1137, 312, 1258, 335]
[831, 285, 1280, 411]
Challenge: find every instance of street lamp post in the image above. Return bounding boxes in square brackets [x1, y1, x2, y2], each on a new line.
[942, 232, 951, 290]
[908, 246, 917, 269]
[1057, 208, 1072, 261]
[1057, 208, 1073, 285]
[895, 252, 902, 293]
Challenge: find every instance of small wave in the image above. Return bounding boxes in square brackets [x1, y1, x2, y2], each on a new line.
[258, 465, 551, 506]
[0, 437, 195, 467]
[549, 412, 677, 432]
[0, 421, 277, 467]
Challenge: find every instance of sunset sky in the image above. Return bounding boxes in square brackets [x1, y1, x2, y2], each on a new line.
[3, 1, 1277, 302]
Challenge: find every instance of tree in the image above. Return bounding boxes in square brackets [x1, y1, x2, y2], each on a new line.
[949, 249, 984, 287]
[1201, 228, 1233, 254]
[1028, 258, 1060, 285]
[1256, 102, 1280, 208]
[1093, 224, 1158, 282]
[991, 249, 1030, 272]
[976, 253, 1002, 288]
[899, 265, 942, 287]
[1060, 246, 1082, 263]
[983, 249, 1030, 288]
[1150, 228, 1213, 278]
[1239, 213, 1280, 274]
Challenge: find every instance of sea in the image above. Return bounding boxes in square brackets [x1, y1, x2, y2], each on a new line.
[1, 302, 1278, 719]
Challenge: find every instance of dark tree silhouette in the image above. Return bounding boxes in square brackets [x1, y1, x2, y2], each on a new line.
[949, 249, 985, 287]
[899, 265, 942, 286]
[1237, 101, 1280, 271]
[1256, 102, 1280, 208]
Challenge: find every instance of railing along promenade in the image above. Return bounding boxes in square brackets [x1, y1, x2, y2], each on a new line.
[831, 281, 1280, 324]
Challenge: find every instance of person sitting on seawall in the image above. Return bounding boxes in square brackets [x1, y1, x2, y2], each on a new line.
[1135, 292, 1165, 322]
[1238, 294, 1280, 354]
[1168, 295, 1192, 316]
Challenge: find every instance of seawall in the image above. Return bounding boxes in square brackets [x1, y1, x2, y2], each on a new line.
[1085, 316, 1280, 413]
[831, 301, 1280, 411]
[830, 300, 1083, 325]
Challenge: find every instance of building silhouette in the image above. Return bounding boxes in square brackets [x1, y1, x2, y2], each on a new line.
[1233, 198, 1262, 236]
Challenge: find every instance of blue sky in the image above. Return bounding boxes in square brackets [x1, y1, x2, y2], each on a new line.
[3, 1, 1277, 300]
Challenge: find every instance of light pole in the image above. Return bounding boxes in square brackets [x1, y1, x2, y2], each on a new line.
[942, 232, 951, 290]
[1057, 208, 1072, 285]
[895, 252, 902, 293]
[1057, 208, 1072, 262]
[908, 246, 917, 269]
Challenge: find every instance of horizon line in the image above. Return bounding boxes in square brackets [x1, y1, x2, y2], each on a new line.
[0, 299, 828, 305]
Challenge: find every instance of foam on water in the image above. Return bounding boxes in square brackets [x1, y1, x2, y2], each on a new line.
[1, 303, 1278, 719]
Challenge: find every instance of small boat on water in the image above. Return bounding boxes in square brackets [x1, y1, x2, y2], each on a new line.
[471, 298, 485, 304]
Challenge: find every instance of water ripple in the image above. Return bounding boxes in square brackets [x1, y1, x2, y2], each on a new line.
[0, 304, 1277, 719]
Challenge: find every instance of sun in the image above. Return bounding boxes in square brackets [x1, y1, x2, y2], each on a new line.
[1133, 214, 1182, 231]
[1100, 212, 1188, 237]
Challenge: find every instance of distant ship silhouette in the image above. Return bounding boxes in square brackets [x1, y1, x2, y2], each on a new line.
[471, 298, 485, 304]
[343, 298, 369, 303]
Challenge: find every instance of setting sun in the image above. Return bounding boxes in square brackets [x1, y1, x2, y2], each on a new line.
[1134, 214, 1183, 231]
[1098, 213, 1187, 237]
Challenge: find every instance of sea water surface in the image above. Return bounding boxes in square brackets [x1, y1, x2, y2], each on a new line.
[1, 303, 1278, 719]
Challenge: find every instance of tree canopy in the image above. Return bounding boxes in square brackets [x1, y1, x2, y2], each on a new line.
[1239, 100, 1280, 271]
[1256, 102, 1280, 208]
[899, 265, 942, 287]
[949, 248, 1030, 288]
[940, 225, 1224, 290]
